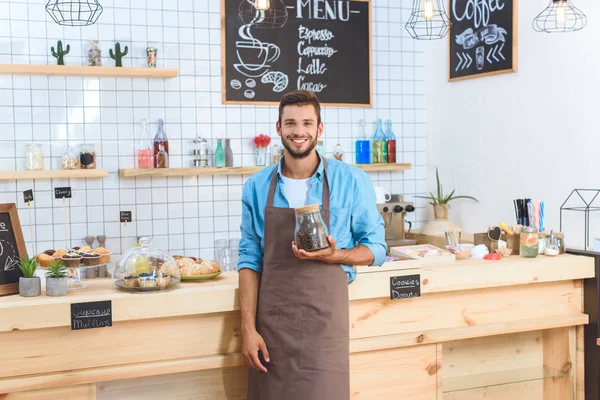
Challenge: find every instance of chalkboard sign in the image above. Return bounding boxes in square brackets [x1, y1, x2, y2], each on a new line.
[449, 0, 517, 81]
[120, 211, 132, 223]
[390, 274, 421, 300]
[71, 300, 113, 331]
[23, 190, 33, 203]
[0, 204, 28, 296]
[54, 187, 72, 199]
[222, 0, 372, 106]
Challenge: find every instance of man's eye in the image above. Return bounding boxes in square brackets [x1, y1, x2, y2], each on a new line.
[286, 122, 294, 126]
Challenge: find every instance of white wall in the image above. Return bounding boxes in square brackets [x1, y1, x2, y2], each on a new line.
[424, 0, 600, 248]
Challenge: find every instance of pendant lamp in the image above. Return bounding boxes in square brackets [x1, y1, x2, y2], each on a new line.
[239, 0, 288, 29]
[533, 0, 587, 33]
[45, 0, 103, 27]
[405, 0, 450, 40]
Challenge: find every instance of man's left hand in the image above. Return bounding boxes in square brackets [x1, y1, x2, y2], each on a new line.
[292, 235, 340, 264]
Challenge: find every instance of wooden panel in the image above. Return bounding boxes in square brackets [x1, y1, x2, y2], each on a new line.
[0, 384, 95, 400]
[543, 327, 575, 400]
[443, 381, 543, 400]
[350, 345, 438, 400]
[0, 169, 109, 181]
[0, 64, 178, 78]
[576, 325, 584, 400]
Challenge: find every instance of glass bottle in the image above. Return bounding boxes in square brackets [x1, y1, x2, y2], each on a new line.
[25, 144, 44, 171]
[271, 143, 282, 165]
[355, 119, 370, 164]
[136, 118, 153, 169]
[294, 204, 330, 252]
[384, 119, 397, 164]
[333, 143, 344, 161]
[153, 119, 169, 168]
[225, 138, 234, 167]
[79, 143, 96, 169]
[88, 40, 101, 66]
[214, 138, 226, 168]
[519, 227, 539, 258]
[61, 146, 79, 170]
[155, 143, 168, 168]
[372, 119, 387, 163]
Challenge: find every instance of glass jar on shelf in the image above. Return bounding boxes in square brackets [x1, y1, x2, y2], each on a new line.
[333, 143, 344, 161]
[271, 143, 282, 165]
[294, 204, 330, 252]
[79, 143, 96, 169]
[519, 227, 539, 258]
[193, 136, 211, 168]
[25, 144, 44, 171]
[61, 146, 79, 170]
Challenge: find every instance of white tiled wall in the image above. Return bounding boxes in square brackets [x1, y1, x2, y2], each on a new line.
[0, 0, 426, 261]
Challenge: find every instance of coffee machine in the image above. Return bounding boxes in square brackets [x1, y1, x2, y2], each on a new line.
[376, 194, 415, 249]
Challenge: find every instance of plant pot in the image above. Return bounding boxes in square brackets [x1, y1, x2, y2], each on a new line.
[433, 204, 449, 220]
[46, 277, 68, 297]
[19, 277, 41, 297]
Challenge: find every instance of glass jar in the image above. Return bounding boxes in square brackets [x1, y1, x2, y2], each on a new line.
[555, 232, 566, 254]
[193, 137, 211, 167]
[79, 143, 96, 169]
[520, 227, 539, 258]
[271, 143, 282, 165]
[537, 232, 547, 255]
[545, 234, 560, 256]
[333, 143, 344, 161]
[294, 204, 330, 252]
[229, 238, 240, 269]
[26, 144, 44, 171]
[61, 146, 79, 170]
[112, 237, 180, 292]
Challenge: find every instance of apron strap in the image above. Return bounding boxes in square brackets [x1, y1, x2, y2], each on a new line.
[266, 164, 279, 207]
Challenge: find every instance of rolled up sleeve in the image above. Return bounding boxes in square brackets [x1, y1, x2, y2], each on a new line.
[351, 173, 387, 266]
[237, 181, 264, 273]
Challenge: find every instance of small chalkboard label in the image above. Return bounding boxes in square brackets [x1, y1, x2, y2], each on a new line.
[120, 211, 132, 223]
[23, 190, 34, 203]
[71, 300, 113, 331]
[390, 274, 421, 300]
[54, 187, 72, 199]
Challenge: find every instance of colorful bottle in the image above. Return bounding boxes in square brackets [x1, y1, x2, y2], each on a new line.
[372, 119, 386, 164]
[155, 143, 168, 168]
[153, 119, 169, 168]
[384, 119, 397, 164]
[215, 138, 226, 168]
[136, 118, 153, 168]
[355, 119, 370, 164]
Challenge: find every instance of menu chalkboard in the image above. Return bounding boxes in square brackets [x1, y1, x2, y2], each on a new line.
[389, 274, 421, 300]
[71, 300, 113, 331]
[449, 0, 517, 81]
[222, 0, 372, 106]
[0, 204, 28, 296]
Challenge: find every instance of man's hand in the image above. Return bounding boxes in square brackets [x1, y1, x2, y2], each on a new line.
[292, 235, 341, 264]
[242, 328, 270, 373]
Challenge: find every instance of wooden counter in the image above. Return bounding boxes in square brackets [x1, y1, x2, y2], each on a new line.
[0, 255, 594, 399]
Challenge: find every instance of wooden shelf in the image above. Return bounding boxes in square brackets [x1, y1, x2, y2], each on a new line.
[0, 64, 178, 79]
[119, 163, 412, 178]
[0, 169, 109, 181]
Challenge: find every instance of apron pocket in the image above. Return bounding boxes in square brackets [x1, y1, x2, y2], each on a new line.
[257, 306, 280, 353]
[298, 308, 349, 374]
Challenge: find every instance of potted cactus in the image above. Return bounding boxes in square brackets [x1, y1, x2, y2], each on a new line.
[45, 260, 68, 297]
[18, 257, 40, 297]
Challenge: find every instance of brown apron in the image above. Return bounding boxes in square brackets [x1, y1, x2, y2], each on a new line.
[247, 157, 350, 400]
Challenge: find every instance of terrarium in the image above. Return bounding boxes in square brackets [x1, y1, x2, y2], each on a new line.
[112, 237, 180, 292]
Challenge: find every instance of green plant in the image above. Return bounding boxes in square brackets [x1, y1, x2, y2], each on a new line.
[18, 257, 38, 278]
[51, 40, 70, 65]
[46, 260, 68, 279]
[415, 168, 479, 206]
[109, 42, 129, 67]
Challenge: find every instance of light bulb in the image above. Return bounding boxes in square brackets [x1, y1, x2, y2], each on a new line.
[423, 0, 435, 20]
[255, 0, 270, 11]
[555, 1, 566, 25]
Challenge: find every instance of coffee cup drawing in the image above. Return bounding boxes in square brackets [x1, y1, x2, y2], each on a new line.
[235, 40, 281, 77]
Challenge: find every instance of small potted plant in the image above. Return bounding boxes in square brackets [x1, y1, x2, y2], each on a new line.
[253, 134, 271, 166]
[45, 260, 68, 297]
[18, 257, 40, 297]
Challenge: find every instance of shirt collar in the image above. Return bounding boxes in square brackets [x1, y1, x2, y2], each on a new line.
[277, 152, 325, 182]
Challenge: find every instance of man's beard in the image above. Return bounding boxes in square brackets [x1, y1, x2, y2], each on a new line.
[281, 135, 318, 159]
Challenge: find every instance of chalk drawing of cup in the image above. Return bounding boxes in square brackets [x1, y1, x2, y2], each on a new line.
[235, 40, 281, 78]
[476, 46, 485, 71]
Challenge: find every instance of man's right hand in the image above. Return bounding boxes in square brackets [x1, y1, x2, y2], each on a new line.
[242, 328, 270, 373]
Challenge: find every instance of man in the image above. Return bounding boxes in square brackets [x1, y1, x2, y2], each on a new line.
[238, 90, 386, 400]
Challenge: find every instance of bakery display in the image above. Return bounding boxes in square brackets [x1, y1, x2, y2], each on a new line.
[61, 252, 82, 268]
[36, 245, 113, 269]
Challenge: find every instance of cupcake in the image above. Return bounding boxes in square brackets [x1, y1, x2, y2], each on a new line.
[61, 252, 82, 268]
[155, 273, 171, 288]
[43, 249, 56, 256]
[52, 249, 68, 258]
[79, 245, 93, 252]
[138, 273, 157, 289]
[123, 274, 139, 288]
[82, 252, 101, 266]
[95, 247, 112, 264]
[36, 253, 54, 267]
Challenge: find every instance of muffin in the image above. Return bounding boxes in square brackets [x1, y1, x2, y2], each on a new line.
[79, 245, 93, 252]
[123, 274, 139, 288]
[155, 273, 171, 288]
[138, 273, 157, 289]
[36, 253, 54, 267]
[61, 252, 82, 268]
[43, 249, 56, 256]
[95, 247, 112, 264]
[52, 249, 68, 258]
[81, 252, 101, 266]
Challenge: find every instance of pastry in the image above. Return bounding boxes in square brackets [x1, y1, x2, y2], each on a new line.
[43, 249, 55, 256]
[61, 252, 82, 268]
[176, 257, 196, 270]
[94, 247, 111, 264]
[82, 253, 101, 266]
[52, 249, 68, 258]
[138, 274, 157, 289]
[123, 274, 139, 288]
[158, 262, 177, 276]
[79, 245, 93, 252]
[36, 253, 54, 267]
[199, 260, 221, 274]
[155, 273, 171, 288]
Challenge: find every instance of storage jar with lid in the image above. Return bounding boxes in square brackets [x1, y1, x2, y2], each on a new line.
[537, 232, 547, 255]
[80, 143, 96, 169]
[294, 204, 330, 252]
[25, 144, 44, 171]
[112, 237, 180, 292]
[520, 227, 539, 258]
[555, 232, 566, 254]
[61, 146, 79, 170]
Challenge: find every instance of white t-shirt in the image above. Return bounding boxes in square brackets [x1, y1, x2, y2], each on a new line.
[281, 176, 311, 208]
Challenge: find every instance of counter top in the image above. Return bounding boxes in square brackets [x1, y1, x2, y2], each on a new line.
[0, 254, 593, 333]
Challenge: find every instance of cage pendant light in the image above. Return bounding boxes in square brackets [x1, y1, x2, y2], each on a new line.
[405, 0, 450, 40]
[533, 0, 587, 33]
[238, 0, 287, 29]
[45, 0, 104, 27]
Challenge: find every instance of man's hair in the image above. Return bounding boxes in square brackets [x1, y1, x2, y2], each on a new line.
[278, 90, 322, 125]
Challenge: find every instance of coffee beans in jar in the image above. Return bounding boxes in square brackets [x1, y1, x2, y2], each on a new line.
[80, 143, 96, 169]
[294, 204, 330, 252]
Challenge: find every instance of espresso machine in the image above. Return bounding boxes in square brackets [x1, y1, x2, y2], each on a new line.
[377, 194, 415, 250]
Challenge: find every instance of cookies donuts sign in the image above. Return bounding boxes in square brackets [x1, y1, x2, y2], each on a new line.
[0, 204, 28, 296]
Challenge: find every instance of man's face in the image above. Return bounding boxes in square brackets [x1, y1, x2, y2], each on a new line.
[276, 104, 323, 159]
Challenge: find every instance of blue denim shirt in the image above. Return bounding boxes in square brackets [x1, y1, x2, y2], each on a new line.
[237, 156, 387, 284]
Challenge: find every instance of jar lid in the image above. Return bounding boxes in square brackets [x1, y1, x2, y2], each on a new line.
[522, 226, 538, 233]
[295, 204, 320, 215]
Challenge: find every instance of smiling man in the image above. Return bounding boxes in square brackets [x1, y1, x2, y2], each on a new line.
[238, 90, 386, 400]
